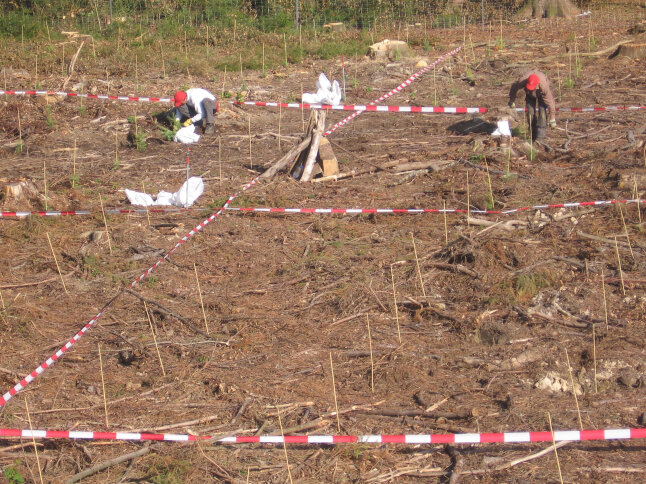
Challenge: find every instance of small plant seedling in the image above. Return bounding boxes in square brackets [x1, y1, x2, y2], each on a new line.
[78, 105, 86, 116]
[563, 78, 574, 88]
[45, 105, 55, 129]
[127, 115, 136, 124]
[423, 39, 430, 52]
[70, 174, 80, 188]
[235, 91, 245, 102]
[222, 91, 233, 99]
[134, 131, 147, 151]
[4, 464, 24, 484]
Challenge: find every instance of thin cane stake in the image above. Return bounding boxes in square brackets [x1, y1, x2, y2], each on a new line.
[278, 103, 282, 150]
[390, 265, 402, 344]
[614, 236, 625, 296]
[443, 200, 448, 243]
[301, 83, 305, 130]
[547, 412, 565, 484]
[222, 66, 226, 99]
[466, 171, 471, 228]
[46, 233, 68, 294]
[634, 175, 642, 224]
[43, 158, 47, 210]
[410, 233, 426, 298]
[329, 351, 341, 433]
[114, 128, 119, 166]
[485, 158, 494, 208]
[99, 194, 113, 254]
[72, 138, 77, 189]
[248, 115, 252, 169]
[24, 398, 45, 484]
[366, 315, 374, 393]
[142, 182, 151, 227]
[617, 204, 634, 261]
[144, 301, 166, 376]
[276, 406, 294, 484]
[601, 268, 609, 330]
[592, 324, 598, 394]
[564, 348, 583, 430]
[218, 136, 222, 190]
[194, 262, 209, 334]
[97, 343, 109, 428]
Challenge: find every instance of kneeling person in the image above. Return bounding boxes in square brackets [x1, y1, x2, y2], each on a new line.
[508, 70, 556, 141]
[173, 88, 218, 135]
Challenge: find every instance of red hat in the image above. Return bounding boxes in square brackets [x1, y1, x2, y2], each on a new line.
[525, 74, 540, 91]
[173, 90, 187, 107]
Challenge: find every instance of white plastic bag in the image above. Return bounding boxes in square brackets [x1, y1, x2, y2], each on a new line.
[173, 125, 200, 144]
[125, 177, 204, 207]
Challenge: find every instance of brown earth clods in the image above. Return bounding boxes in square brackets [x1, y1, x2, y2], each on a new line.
[1, 10, 645, 484]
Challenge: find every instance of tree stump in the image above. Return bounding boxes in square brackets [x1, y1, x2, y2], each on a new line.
[611, 43, 646, 59]
[516, 0, 579, 19]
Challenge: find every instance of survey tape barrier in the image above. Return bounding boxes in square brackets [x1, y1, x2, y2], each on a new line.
[235, 101, 487, 113]
[0, 427, 644, 445]
[0, 177, 259, 409]
[323, 46, 463, 137]
[1, 198, 644, 219]
[1, 90, 643, 115]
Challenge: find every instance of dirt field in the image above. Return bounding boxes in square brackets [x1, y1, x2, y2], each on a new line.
[1, 8, 645, 483]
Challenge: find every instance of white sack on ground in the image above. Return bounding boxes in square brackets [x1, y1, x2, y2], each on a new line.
[173, 124, 201, 144]
[302, 73, 342, 105]
[125, 177, 204, 207]
[491, 119, 512, 136]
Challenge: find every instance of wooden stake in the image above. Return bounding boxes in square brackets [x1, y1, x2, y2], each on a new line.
[141, 182, 151, 226]
[617, 204, 634, 261]
[443, 200, 448, 243]
[634, 175, 642, 224]
[42, 157, 47, 210]
[283, 33, 288, 68]
[262, 42, 265, 77]
[114, 129, 119, 167]
[144, 302, 166, 376]
[193, 262, 209, 334]
[205, 25, 209, 59]
[24, 398, 45, 484]
[547, 412, 564, 484]
[221, 66, 226, 98]
[366, 315, 374, 393]
[72, 139, 77, 188]
[410, 233, 426, 298]
[433, 64, 438, 105]
[276, 406, 293, 484]
[564, 347, 583, 430]
[329, 352, 341, 432]
[97, 343, 109, 428]
[601, 268, 609, 330]
[46, 233, 68, 294]
[278, 103, 282, 150]
[99, 194, 113, 254]
[592, 324, 598, 394]
[248, 115, 252, 169]
[485, 158, 494, 209]
[218, 136, 222, 190]
[239, 52, 243, 83]
[614, 236, 625, 295]
[233, 18, 237, 42]
[300, 83, 305, 130]
[390, 265, 401, 344]
[466, 171, 470, 228]
[160, 41, 166, 78]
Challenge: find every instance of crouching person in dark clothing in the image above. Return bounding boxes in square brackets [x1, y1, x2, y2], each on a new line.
[508, 70, 556, 141]
[172, 88, 218, 135]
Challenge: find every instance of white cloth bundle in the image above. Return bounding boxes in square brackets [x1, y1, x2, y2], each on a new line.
[125, 177, 204, 207]
[302, 73, 342, 105]
[173, 125, 201, 144]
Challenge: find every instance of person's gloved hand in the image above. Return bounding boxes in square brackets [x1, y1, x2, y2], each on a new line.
[508, 101, 515, 108]
[549, 119, 556, 128]
[182, 119, 193, 127]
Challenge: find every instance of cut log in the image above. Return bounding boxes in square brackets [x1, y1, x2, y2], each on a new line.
[300, 111, 326, 182]
[611, 43, 646, 59]
[318, 138, 339, 177]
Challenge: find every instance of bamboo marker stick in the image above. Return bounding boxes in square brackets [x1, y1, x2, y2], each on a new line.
[278, 103, 282, 150]
[194, 262, 209, 334]
[99, 194, 113, 254]
[97, 343, 109, 427]
[276, 406, 294, 484]
[43, 158, 47, 210]
[601, 268, 609, 330]
[466, 171, 471, 228]
[46, 233, 68, 293]
[592, 324, 598, 394]
[390, 265, 402, 344]
[222, 66, 226, 98]
[160, 41, 166, 78]
[141, 182, 151, 226]
[218, 136, 222, 190]
[617, 204, 634, 260]
[248, 115, 252, 169]
[239, 53, 243, 83]
[72, 139, 77, 189]
[114, 129, 118, 166]
[443, 200, 448, 243]
[301, 83, 305, 130]
[233, 18, 237, 42]
[262, 42, 265, 77]
[564, 348, 583, 430]
[329, 352, 341, 432]
[634, 175, 642, 223]
[433, 64, 438, 105]
[485, 159, 494, 208]
[24, 398, 45, 484]
[547, 412, 565, 484]
[613, 236, 625, 295]
[205, 25, 209, 59]
[283, 33, 288, 68]
[366, 315, 374, 393]
[410, 233, 426, 298]
[144, 302, 166, 376]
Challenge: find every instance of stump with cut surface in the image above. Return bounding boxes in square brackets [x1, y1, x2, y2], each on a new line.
[516, 0, 579, 19]
[611, 42, 646, 59]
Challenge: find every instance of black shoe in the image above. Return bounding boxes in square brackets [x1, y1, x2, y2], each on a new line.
[204, 124, 215, 135]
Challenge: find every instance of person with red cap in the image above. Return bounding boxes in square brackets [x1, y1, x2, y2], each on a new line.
[508, 70, 556, 141]
[172, 88, 218, 135]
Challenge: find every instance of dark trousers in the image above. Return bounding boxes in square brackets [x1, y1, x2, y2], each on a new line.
[526, 100, 547, 141]
[175, 99, 216, 127]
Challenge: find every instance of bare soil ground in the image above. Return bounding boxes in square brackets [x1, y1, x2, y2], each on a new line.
[1, 9, 645, 483]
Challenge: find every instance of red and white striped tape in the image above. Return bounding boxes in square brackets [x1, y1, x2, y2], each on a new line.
[0, 176, 260, 409]
[1, 90, 643, 115]
[235, 101, 486, 113]
[323, 46, 463, 137]
[0, 90, 171, 103]
[1, 198, 643, 219]
[0, 427, 644, 445]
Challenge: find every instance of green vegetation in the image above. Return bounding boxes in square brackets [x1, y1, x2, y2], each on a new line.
[514, 272, 553, 302]
[3, 463, 24, 484]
